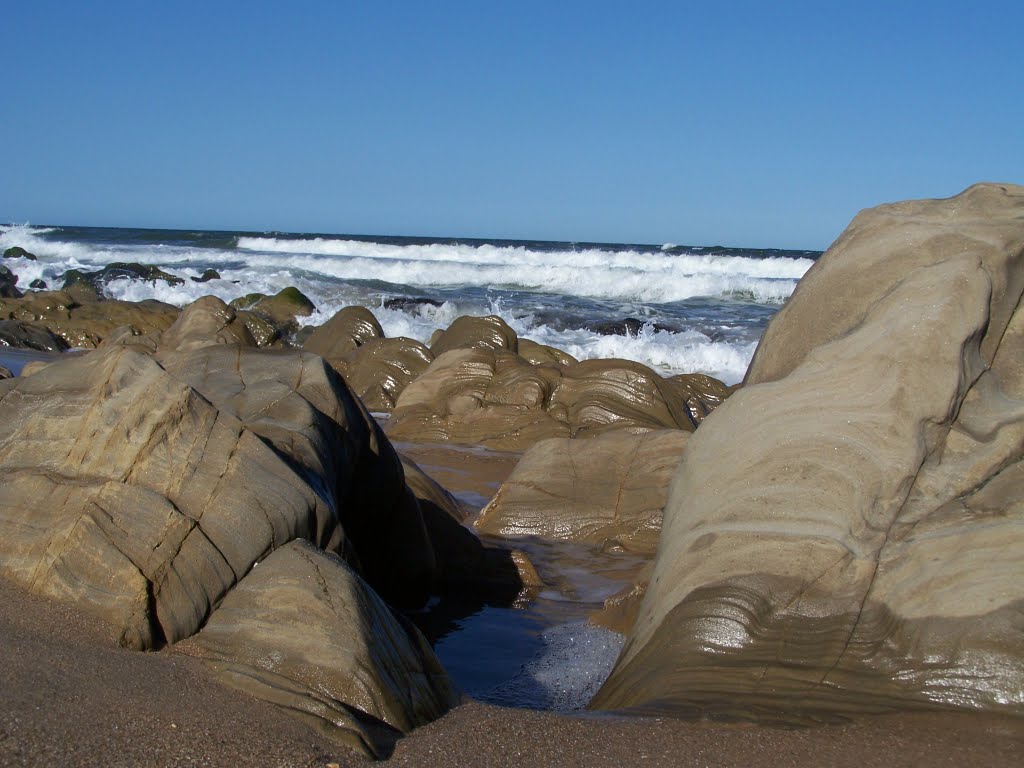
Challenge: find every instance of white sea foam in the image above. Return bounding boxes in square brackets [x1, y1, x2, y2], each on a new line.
[0, 225, 770, 382]
[482, 622, 625, 712]
[235, 236, 812, 305]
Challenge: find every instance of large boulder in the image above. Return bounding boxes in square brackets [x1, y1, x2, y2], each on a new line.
[476, 430, 689, 553]
[184, 540, 458, 758]
[336, 336, 435, 412]
[592, 183, 1024, 720]
[429, 314, 518, 356]
[303, 305, 384, 362]
[156, 295, 256, 352]
[0, 344, 436, 650]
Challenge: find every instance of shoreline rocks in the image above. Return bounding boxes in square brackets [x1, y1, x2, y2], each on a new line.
[592, 183, 1024, 721]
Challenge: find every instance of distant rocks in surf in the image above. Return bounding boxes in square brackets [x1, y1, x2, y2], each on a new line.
[61, 261, 186, 291]
[3, 246, 37, 261]
[585, 317, 683, 336]
[190, 268, 221, 282]
[382, 295, 445, 312]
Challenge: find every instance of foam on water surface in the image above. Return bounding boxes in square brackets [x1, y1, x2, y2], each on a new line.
[1, 224, 817, 384]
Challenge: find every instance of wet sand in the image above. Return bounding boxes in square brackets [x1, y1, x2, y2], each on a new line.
[3, 573, 1021, 768]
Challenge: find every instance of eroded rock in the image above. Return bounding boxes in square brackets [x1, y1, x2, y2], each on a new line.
[476, 430, 688, 553]
[185, 540, 458, 759]
[388, 348, 569, 450]
[304, 305, 384, 362]
[0, 344, 436, 650]
[336, 337, 434, 412]
[430, 314, 518, 356]
[592, 183, 1024, 721]
[388, 346, 730, 450]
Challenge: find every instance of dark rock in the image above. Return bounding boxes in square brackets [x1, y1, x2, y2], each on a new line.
[60, 262, 184, 291]
[0, 320, 70, 351]
[0, 265, 21, 298]
[586, 317, 682, 336]
[382, 296, 445, 312]
[190, 268, 221, 283]
[28, 279, 47, 290]
[3, 246, 37, 261]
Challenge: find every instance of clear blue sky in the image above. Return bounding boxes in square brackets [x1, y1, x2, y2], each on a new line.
[4, 1, 1021, 249]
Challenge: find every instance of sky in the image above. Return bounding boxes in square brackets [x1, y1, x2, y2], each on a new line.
[3, 1, 1022, 250]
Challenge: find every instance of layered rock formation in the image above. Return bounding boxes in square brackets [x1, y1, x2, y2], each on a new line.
[592, 183, 1024, 720]
[0, 340, 473, 754]
[0, 288, 179, 348]
[184, 540, 458, 758]
[387, 347, 730, 450]
[476, 429, 689, 553]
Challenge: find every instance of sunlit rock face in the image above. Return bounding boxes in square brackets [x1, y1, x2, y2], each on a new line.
[387, 347, 730, 451]
[592, 183, 1024, 720]
[0, 344, 437, 649]
[186, 540, 459, 759]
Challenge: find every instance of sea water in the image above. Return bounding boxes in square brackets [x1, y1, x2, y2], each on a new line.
[0, 224, 817, 384]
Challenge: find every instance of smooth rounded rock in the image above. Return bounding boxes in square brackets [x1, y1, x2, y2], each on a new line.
[592, 183, 1024, 721]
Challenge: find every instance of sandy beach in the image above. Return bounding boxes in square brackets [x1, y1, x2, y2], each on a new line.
[3, 575, 1021, 768]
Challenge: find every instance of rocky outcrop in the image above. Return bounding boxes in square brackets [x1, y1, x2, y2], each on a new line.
[476, 430, 688, 553]
[0, 289, 178, 348]
[3, 246, 37, 261]
[336, 337, 435, 412]
[61, 262, 184, 290]
[387, 348, 730, 450]
[184, 540, 458, 758]
[156, 295, 256, 352]
[387, 348, 569, 449]
[429, 314, 518, 356]
[0, 344, 438, 650]
[592, 183, 1024, 720]
[303, 305, 384, 363]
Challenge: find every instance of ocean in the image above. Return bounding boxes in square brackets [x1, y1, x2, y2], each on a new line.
[0, 224, 818, 385]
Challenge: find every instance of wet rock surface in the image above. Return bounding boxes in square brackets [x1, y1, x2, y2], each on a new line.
[0, 340, 473, 751]
[593, 183, 1024, 721]
[387, 347, 730, 450]
[476, 430, 689, 553]
[0, 288, 179, 348]
[304, 304, 384, 362]
[182, 540, 458, 758]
